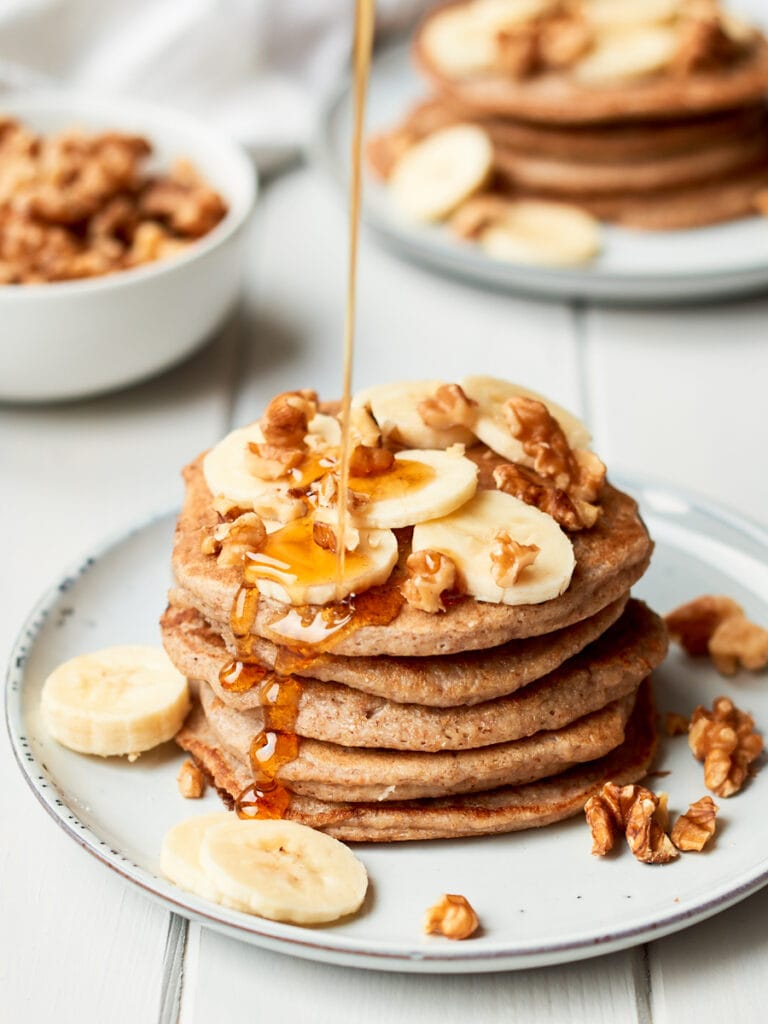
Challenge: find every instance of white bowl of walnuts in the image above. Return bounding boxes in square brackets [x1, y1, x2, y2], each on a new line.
[0, 92, 256, 402]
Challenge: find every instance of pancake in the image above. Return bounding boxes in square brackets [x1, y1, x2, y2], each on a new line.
[415, 7, 768, 125]
[162, 599, 666, 751]
[172, 454, 652, 657]
[492, 135, 768, 197]
[177, 679, 657, 841]
[164, 592, 628, 706]
[366, 98, 767, 175]
[197, 679, 637, 802]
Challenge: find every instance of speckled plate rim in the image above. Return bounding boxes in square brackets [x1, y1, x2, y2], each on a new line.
[6, 482, 768, 974]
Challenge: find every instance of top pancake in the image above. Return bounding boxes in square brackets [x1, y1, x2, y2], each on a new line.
[415, 5, 768, 125]
[172, 451, 652, 657]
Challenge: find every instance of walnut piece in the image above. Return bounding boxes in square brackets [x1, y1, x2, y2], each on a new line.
[540, 15, 592, 68]
[259, 390, 318, 450]
[489, 530, 539, 587]
[689, 696, 763, 797]
[348, 444, 395, 477]
[665, 594, 768, 675]
[177, 759, 205, 799]
[423, 894, 479, 941]
[401, 549, 457, 613]
[664, 712, 690, 737]
[673, 14, 740, 74]
[349, 405, 383, 448]
[584, 783, 678, 864]
[417, 383, 478, 432]
[495, 24, 540, 78]
[214, 512, 268, 568]
[709, 615, 768, 675]
[665, 595, 744, 656]
[246, 440, 304, 481]
[670, 796, 718, 852]
[504, 395, 605, 502]
[493, 462, 598, 531]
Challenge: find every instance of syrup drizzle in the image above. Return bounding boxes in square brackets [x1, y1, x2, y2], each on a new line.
[233, 0, 377, 820]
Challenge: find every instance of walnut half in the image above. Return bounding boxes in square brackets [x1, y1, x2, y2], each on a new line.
[688, 696, 763, 797]
[423, 894, 479, 940]
[670, 796, 718, 852]
[401, 549, 457, 613]
[417, 383, 477, 432]
[584, 782, 678, 864]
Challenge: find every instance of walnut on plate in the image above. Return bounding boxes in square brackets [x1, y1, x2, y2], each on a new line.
[688, 696, 763, 797]
[670, 796, 718, 852]
[423, 894, 479, 941]
[177, 759, 205, 799]
[584, 782, 678, 864]
[401, 549, 457, 613]
[665, 595, 768, 674]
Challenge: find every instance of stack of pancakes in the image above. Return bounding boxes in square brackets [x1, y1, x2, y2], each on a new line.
[162, 382, 667, 842]
[368, 0, 768, 230]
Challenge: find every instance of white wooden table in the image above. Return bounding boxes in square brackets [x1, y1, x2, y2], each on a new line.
[2, 165, 768, 1023]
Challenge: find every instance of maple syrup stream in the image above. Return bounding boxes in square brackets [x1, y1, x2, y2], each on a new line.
[234, 0, 377, 820]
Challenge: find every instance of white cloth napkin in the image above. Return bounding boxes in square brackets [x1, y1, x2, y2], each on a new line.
[0, 0, 430, 167]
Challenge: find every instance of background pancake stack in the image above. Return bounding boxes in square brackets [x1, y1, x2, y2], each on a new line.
[368, 0, 768, 231]
[162, 379, 669, 842]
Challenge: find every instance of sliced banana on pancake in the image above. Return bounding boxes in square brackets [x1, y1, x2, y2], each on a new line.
[203, 414, 340, 521]
[245, 518, 398, 605]
[477, 200, 601, 267]
[40, 646, 190, 757]
[581, 0, 681, 29]
[412, 490, 575, 605]
[353, 449, 479, 529]
[198, 818, 368, 924]
[575, 26, 678, 83]
[353, 379, 476, 448]
[420, 6, 499, 77]
[461, 375, 590, 464]
[389, 125, 493, 222]
[161, 813, 235, 904]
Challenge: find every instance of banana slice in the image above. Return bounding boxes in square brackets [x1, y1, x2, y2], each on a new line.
[161, 813, 235, 904]
[389, 125, 493, 223]
[353, 449, 478, 529]
[581, 0, 681, 29]
[245, 518, 398, 605]
[420, 7, 498, 77]
[472, 0, 560, 29]
[575, 26, 678, 83]
[477, 200, 601, 267]
[198, 818, 368, 924]
[353, 380, 476, 449]
[203, 413, 340, 521]
[40, 645, 190, 757]
[460, 375, 590, 464]
[412, 489, 575, 605]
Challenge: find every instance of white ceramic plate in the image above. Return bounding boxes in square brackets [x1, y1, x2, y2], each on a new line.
[316, 0, 768, 304]
[6, 482, 768, 973]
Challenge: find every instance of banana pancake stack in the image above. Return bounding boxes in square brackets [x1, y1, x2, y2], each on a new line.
[163, 377, 667, 842]
[367, 0, 768, 261]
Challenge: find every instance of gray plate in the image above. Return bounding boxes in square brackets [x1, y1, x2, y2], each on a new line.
[6, 482, 768, 972]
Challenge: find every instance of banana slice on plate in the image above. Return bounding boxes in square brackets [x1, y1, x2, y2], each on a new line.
[203, 413, 340, 521]
[353, 380, 476, 449]
[161, 813, 234, 904]
[420, 7, 499, 77]
[353, 449, 479, 529]
[198, 818, 368, 924]
[412, 490, 575, 605]
[246, 518, 399, 606]
[389, 125, 493, 223]
[477, 200, 601, 268]
[575, 26, 678, 83]
[461, 375, 590, 464]
[581, 0, 681, 29]
[40, 645, 190, 756]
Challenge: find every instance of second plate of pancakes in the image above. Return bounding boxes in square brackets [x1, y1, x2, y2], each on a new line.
[317, 3, 768, 304]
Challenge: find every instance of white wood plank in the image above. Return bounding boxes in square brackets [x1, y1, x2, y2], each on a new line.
[231, 169, 584, 424]
[0, 323, 239, 1021]
[649, 886, 768, 1024]
[186, 929, 643, 1024]
[582, 300, 768, 525]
